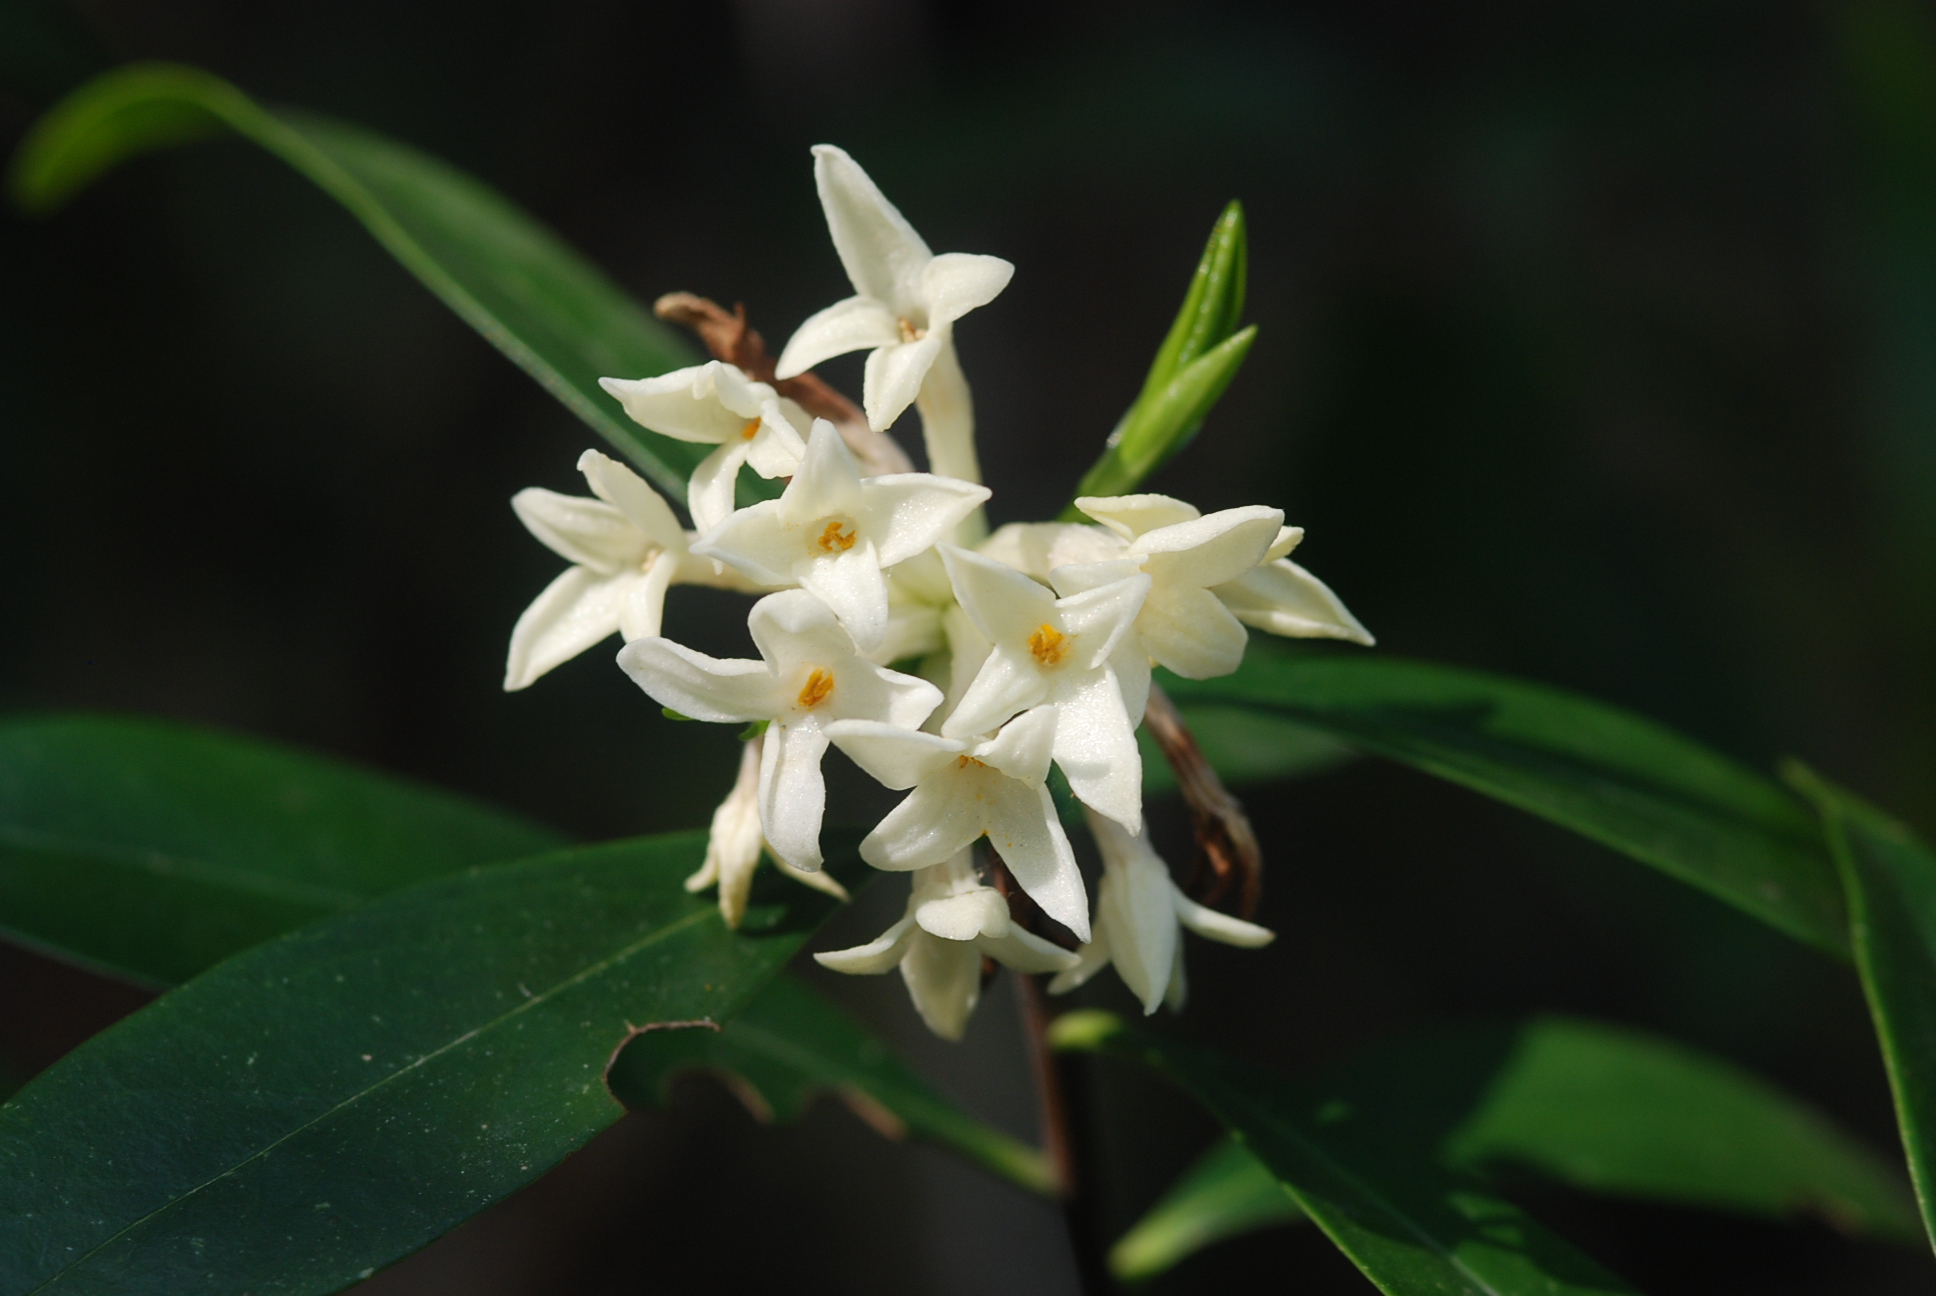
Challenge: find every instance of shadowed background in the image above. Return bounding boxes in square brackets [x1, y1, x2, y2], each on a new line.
[3, 0, 1935, 1291]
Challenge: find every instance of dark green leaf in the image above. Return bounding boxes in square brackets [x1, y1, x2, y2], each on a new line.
[1114, 1016, 1918, 1279]
[1139, 703, 1356, 797]
[1053, 1011, 1638, 1296]
[0, 831, 852, 1296]
[1163, 651, 1845, 956]
[9, 64, 721, 497]
[1788, 763, 1936, 1249]
[1140, 200, 1248, 400]
[0, 714, 564, 985]
[609, 971, 1055, 1194]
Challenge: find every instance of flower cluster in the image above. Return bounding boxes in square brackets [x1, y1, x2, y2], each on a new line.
[505, 146, 1371, 1038]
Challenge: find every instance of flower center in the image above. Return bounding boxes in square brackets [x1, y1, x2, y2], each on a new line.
[814, 519, 859, 553]
[897, 317, 927, 343]
[955, 754, 987, 769]
[797, 668, 835, 709]
[1028, 624, 1070, 667]
[740, 418, 761, 440]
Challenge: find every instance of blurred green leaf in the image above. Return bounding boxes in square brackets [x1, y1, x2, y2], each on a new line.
[1065, 203, 1251, 509]
[1053, 1011, 1636, 1296]
[1163, 651, 1846, 956]
[1113, 1016, 1918, 1280]
[1789, 763, 1936, 1250]
[0, 713, 564, 985]
[0, 831, 855, 1296]
[1140, 703, 1355, 797]
[610, 971, 1055, 1195]
[9, 63, 719, 497]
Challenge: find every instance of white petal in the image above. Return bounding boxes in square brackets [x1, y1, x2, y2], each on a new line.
[1076, 493, 1201, 541]
[1112, 643, 1153, 728]
[692, 499, 798, 588]
[860, 780, 985, 872]
[1047, 931, 1112, 994]
[865, 594, 945, 667]
[941, 648, 1049, 740]
[512, 488, 646, 573]
[825, 720, 960, 791]
[979, 522, 1127, 582]
[858, 473, 992, 566]
[504, 566, 630, 690]
[971, 705, 1058, 785]
[797, 543, 890, 653]
[703, 739, 768, 929]
[920, 252, 1014, 327]
[615, 550, 678, 641]
[748, 589, 856, 676]
[598, 361, 766, 442]
[859, 661, 946, 730]
[1264, 525, 1305, 562]
[759, 718, 830, 872]
[940, 544, 1059, 647]
[1135, 506, 1283, 590]
[615, 637, 780, 722]
[1137, 584, 1250, 680]
[744, 401, 808, 478]
[982, 782, 1089, 942]
[578, 449, 688, 550]
[915, 887, 1010, 941]
[1173, 886, 1277, 948]
[1215, 559, 1374, 645]
[1050, 670, 1143, 831]
[862, 331, 945, 432]
[785, 420, 868, 522]
[1091, 814, 1180, 1016]
[686, 440, 754, 536]
[812, 144, 933, 313]
[1048, 558, 1145, 599]
[980, 925, 1081, 975]
[773, 295, 902, 379]
[900, 931, 983, 1041]
[1055, 574, 1153, 671]
[814, 914, 917, 974]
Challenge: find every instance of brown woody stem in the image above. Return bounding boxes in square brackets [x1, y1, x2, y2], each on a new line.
[1143, 682, 1264, 917]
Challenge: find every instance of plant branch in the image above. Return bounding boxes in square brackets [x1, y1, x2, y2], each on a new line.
[1143, 682, 1263, 916]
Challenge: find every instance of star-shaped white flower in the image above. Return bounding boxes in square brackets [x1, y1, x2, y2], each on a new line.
[616, 589, 941, 872]
[774, 146, 1014, 437]
[686, 733, 848, 929]
[826, 706, 1089, 940]
[505, 449, 701, 691]
[1049, 810, 1274, 1015]
[815, 848, 1078, 1040]
[1055, 494, 1288, 681]
[693, 420, 989, 653]
[598, 361, 809, 534]
[938, 545, 1150, 830]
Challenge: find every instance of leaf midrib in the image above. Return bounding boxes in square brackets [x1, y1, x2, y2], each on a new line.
[23, 901, 718, 1292]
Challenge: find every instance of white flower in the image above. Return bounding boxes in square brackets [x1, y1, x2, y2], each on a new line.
[616, 589, 941, 872]
[937, 544, 1150, 830]
[598, 361, 809, 534]
[1213, 526, 1374, 645]
[977, 521, 1129, 579]
[826, 706, 1089, 940]
[1057, 494, 1288, 680]
[815, 848, 1078, 1040]
[774, 146, 1014, 438]
[1049, 810, 1274, 1015]
[506, 449, 751, 691]
[685, 732, 848, 929]
[693, 420, 989, 653]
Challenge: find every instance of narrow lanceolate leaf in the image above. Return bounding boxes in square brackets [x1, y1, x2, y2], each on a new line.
[0, 714, 563, 985]
[1163, 652, 1845, 956]
[9, 63, 715, 496]
[1789, 763, 1936, 1250]
[1053, 1012, 1638, 1296]
[1140, 703, 1355, 797]
[1112, 1017, 1918, 1281]
[0, 831, 852, 1296]
[609, 972, 1056, 1195]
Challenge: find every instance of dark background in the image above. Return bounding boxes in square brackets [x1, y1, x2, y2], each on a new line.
[4, 0, 1935, 1291]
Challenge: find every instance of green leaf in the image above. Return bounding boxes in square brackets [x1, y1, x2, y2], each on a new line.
[0, 713, 564, 986]
[1113, 1016, 1919, 1280]
[1162, 651, 1846, 956]
[609, 971, 1056, 1195]
[9, 63, 720, 497]
[1064, 202, 1252, 510]
[1110, 1134, 1304, 1282]
[1140, 703, 1356, 797]
[0, 831, 853, 1296]
[1788, 763, 1936, 1250]
[1053, 1011, 1637, 1296]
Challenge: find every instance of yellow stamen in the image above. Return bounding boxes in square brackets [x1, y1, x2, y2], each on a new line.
[815, 520, 858, 553]
[740, 418, 761, 440]
[797, 669, 835, 709]
[1028, 624, 1070, 667]
[955, 754, 987, 769]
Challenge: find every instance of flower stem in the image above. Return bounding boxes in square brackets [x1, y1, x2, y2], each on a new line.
[1015, 971, 1115, 1293]
[1144, 682, 1264, 916]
